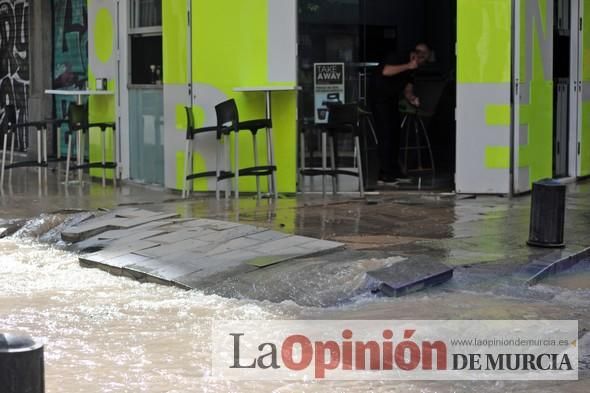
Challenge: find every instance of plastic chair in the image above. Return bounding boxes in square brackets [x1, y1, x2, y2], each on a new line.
[214, 99, 275, 200]
[65, 103, 117, 187]
[182, 100, 275, 200]
[1, 104, 49, 188]
[182, 106, 227, 199]
[299, 103, 365, 197]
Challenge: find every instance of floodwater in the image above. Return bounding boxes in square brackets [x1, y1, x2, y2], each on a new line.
[1, 215, 589, 392]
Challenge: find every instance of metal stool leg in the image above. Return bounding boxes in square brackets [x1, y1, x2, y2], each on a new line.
[414, 117, 423, 171]
[37, 128, 42, 189]
[111, 128, 117, 187]
[182, 139, 191, 199]
[56, 126, 61, 161]
[267, 128, 278, 200]
[330, 135, 337, 196]
[101, 129, 107, 187]
[418, 117, 436, 184]
[253, 133, 261, 199]
[321, 131, 327, 197]
[355, 135, 365, 197]
[299, 131, 306, 193]
[234, 132, 239, 200]
[8, 133, 14, 184]
[77, 131, 83, 184]
[10, 132, 15, 166]
[215, 138, 220, 200]
[225, 135, 231, 200]
[403, 115, 411, 175]
[65, 132, 72, 185]
[1, 133, 7, 187]
[43, 127, 48, 192]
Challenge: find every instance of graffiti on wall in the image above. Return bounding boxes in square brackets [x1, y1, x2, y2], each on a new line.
[52, 0, 88, 154]
[0, 0, 29, 151]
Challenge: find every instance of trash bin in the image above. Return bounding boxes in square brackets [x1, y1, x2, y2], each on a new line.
[527, 179, 566, 248]
[0, 333, 45, 393]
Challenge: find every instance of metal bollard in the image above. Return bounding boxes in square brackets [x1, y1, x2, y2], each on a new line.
[0, 333, 45, 393]
[527, 179, 567, 248]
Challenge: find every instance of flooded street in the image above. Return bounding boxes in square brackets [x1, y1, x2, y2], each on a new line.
[1, 176, 590, 391]
[1, 223, 589, 392]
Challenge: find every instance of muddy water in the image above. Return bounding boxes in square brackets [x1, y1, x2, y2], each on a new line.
[1, 238, 589, 392]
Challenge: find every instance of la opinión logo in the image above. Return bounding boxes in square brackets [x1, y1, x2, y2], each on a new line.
[213, 320, 578, 381]
[230, 329, 447, 378]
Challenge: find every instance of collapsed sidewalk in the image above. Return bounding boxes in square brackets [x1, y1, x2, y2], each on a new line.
[1, 171, 590, 307]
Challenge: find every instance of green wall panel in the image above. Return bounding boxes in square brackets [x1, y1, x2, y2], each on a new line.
[517, 0, 553, 186]
[188, 0, 297, 193]
[457, 0, 511, 83]
[163, 0, 187, 85]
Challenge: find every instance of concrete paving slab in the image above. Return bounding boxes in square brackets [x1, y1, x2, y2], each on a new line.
[245, 254, 302, 268]
[244, 230, 290, 242]
[198, 225, 267, 242]
[81, 241, 160, 263]
[251, 235, 315, 253]
[68, 208, 344, 291]
[62, 209, 180, 242]
[367, 256, 453, 297]
[521, 246, 590, 285]
[133, 238, 208, 258]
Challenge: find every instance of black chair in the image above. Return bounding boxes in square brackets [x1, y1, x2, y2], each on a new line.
[181, 106, 226, 199]
[65, 103, 117, 186]
[183, 100, 275, 200]
[216, 99, 275, 200]
[299, 103, 365, 197]
[1, 104, 50, 188]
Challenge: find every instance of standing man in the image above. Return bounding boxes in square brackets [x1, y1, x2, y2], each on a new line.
[374, 44, 430, 183]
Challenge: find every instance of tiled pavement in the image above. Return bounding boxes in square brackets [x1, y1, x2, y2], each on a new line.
[65, 208, 345, 289]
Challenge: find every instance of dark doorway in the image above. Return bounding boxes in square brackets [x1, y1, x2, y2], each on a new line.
[553, 0, 571, 178]
[297, 0, 457, 192]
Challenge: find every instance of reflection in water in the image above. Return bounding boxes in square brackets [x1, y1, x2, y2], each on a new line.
[0, 236, 588, 392]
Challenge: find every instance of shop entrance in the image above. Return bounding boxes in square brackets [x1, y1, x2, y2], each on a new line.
[297, 0, 457, 192]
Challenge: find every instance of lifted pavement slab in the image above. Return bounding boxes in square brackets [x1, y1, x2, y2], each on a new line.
[366, 256, 454, 297]
[61, 208, 181, 242]
[70, 209, 346, 290]
[518, 246, 590, 285]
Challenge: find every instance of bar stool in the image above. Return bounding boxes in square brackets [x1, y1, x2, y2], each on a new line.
[1, 104, 49, 188]
[398, 100, 435, 186]
[183, 100, 274, 200]
[65, 103, 117, 187]
[299, 103, 365, 197]
[219, 99, 275, 200]
[182, 106, 228, 199]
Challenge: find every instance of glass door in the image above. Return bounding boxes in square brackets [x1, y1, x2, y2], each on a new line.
[127, 0, 164, 185]
[298, 0, 363, 121]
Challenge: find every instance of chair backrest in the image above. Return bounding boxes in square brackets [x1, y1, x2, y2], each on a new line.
[185, 106, 195, 138]
[185, 106, 195, 129]
[327, 103, 359, 129]
[3, 105, 17, 127]
[412, 77, 449, 116]
[215, 99, 239, 138]
[68, 103, 89, 131]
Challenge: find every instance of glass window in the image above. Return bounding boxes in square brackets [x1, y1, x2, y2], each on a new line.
[128, 0, 162, 85]
[130, 0, 162, 30]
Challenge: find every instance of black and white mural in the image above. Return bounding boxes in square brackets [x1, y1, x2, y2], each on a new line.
[0, 0, 29, 151]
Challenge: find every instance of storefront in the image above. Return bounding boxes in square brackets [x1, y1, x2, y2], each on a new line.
[84, 0, 590, 195]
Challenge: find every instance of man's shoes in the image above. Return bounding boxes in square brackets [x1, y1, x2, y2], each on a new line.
[378, 174, 400, 185]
